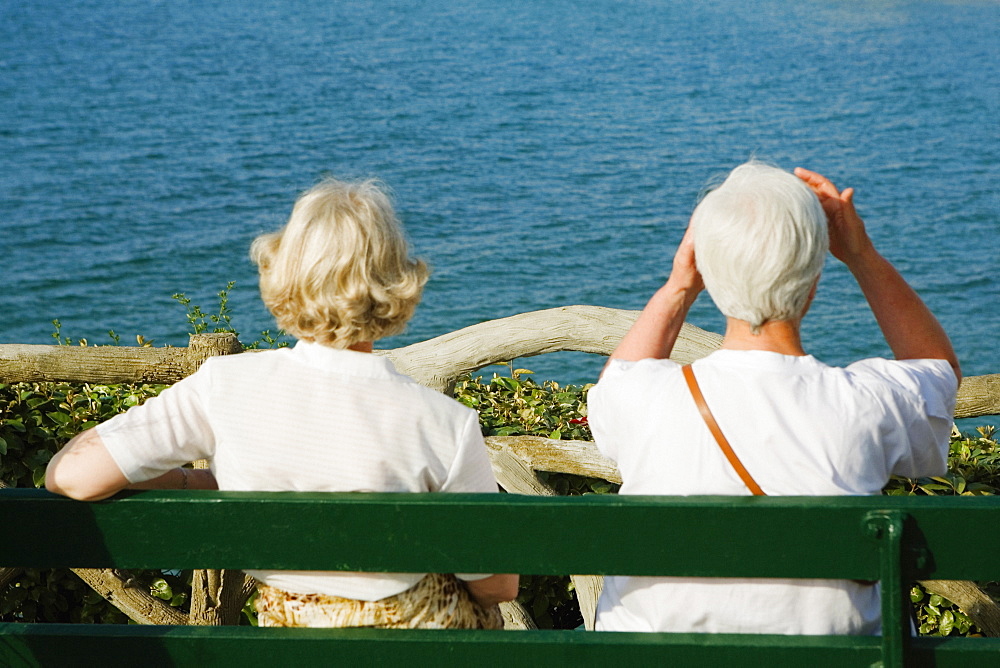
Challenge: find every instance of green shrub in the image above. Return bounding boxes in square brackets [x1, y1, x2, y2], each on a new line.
[0, 381, 166, 623]
[0, 382, 165, 490]
[885, 426, 999, 636]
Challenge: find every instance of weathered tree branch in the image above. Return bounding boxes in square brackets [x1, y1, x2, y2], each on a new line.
[380, 306, 723, 393]
[486, 436, 621, 485]
[917, 580, 1000, 636]
[188, 569, 254, 626]
[1, 307, 997, 417]
[955, 374, 1000, 420]
[70, 568, 188, 625]
[0, 333, 243, 384]
[499, 600, 537, 630]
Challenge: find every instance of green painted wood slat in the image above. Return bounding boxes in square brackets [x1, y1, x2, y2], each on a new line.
[2, 490, 998, 580]
[3, 624, 1000, 667]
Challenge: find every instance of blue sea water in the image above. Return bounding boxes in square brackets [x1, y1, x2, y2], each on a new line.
[1, 0, 998, 420]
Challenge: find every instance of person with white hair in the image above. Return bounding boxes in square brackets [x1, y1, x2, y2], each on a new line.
[588, 162, 960, 634]
[46, 177, 518, 629]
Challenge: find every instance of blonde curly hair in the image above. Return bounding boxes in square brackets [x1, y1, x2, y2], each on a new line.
[250, 178, 429, 348]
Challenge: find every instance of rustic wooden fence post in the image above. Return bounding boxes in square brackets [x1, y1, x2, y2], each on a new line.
[183, 333, 257, 626]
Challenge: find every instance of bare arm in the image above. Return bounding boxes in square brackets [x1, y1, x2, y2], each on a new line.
[607, 225, 704, 365]
[128, 466, 218, 491]
[795, 168, 961, 383]
[46, 428, 217, 501]
[464, 573, 520, 608]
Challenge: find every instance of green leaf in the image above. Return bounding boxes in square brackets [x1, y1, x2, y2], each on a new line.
[492, 377, 520, 391]
[939, 610, 955, 636]
[4, 418, 25, 432]
[46, 411, 71, 425]
[149, 578, 173, 601]
[0, 436, 6, 456]
[919, 484, 951, 493]
[32, 466, 46, 488]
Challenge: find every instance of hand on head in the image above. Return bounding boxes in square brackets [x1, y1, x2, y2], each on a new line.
[794, 167, 873, 265]
[670, 224, 704, 296]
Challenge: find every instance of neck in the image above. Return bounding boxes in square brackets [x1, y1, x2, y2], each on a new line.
[348, 341, 374, 353]
[720, 318, 807, 356]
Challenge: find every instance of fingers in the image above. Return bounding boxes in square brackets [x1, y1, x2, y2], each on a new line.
[794, 167, 829, 186]
[794, 167, 840, 199]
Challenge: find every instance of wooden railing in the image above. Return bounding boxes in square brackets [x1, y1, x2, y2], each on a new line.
[2, 306, 997, 416]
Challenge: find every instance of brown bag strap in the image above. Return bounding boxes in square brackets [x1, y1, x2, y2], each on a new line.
[682, 364, 766, 496]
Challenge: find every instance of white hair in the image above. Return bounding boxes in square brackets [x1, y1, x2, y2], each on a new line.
[691, 162, 828, 332]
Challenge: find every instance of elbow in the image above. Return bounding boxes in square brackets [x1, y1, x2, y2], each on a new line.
[43, 429, 127, 501]
[45, 469, 114, 502]
[498, 574, 520, 602]
[466, 574, 520, 607]
[489, 574, 520, 604]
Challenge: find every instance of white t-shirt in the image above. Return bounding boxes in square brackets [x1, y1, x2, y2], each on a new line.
[588, 350, 957, 634]
[98, 340, 498, 600]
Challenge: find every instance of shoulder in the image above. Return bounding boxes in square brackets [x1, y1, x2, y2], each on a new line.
[845, 358, 958, 398]
[199, 348, 292, 372]
[369, 359, 479, 424]
[390, 372, 480, 422]
[597, 357, 681, 385]
[178, 349, 289, 389]
[589, 357, 682, 408]
[839, 357, 958, 426]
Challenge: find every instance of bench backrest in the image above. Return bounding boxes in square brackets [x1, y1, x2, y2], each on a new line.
[3, 489, 999, 667]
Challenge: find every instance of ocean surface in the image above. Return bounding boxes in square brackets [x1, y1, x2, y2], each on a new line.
[2, 0, 997, 421]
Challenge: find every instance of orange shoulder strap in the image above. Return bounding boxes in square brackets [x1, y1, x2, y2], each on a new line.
[682, 364, 766, 496]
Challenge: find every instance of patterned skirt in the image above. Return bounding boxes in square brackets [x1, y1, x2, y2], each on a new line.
[255, 573, 504, 629]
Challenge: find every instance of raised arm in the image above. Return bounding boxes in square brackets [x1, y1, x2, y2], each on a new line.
[607, 225, 704, 365]
[795, 168, 961, 383]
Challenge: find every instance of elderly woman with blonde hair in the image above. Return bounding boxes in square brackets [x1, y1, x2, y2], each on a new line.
[46, 177, 518, 629]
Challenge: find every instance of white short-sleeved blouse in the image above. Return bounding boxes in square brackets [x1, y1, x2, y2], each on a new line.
[98, 340, 498, 600]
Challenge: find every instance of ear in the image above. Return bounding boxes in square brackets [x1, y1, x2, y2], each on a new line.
[802, 276, 820, 316]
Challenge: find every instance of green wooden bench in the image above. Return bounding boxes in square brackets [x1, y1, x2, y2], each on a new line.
[2, 489, 999, 667]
